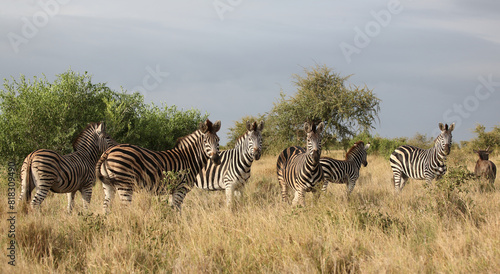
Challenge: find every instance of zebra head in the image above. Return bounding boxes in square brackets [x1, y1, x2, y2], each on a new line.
[346, 141, 370, 167]
[246, 120, 264, 161]
[72, 122, 117, 154]
[437, 123, 455, 155]
[199, 119, 222, 165]
[95, 122, 118, 153]
[304, 121, 324, 165]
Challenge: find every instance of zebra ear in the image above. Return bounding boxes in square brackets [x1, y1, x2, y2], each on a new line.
[316, 122, 325, 133]
[449, 123, 455, 132]
[365, 143, 370, 150]
[200, 120, 209, 133]
[212, 120, 221, 132]
[246, 121, 252, 131]
[439, 123, 445, 131]
[97, 122, 105, 134]
[257, 121, 264, 131]
[304, 122, 312, 133]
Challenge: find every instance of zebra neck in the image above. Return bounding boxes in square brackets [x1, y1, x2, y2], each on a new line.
[347, 153, 362, 169]
[429, 146, 446, 166]
[73, 135, 101, 163]
[235, 136, 254, 165]
[172, 131, 208, 170]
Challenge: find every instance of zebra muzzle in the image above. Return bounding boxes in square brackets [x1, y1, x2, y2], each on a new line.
[211, 152, 221, 165]
[254, 148, 261, 161]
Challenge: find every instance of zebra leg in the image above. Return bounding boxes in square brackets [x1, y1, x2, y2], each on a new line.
[80, 185, 93, 211]
[30, 175, 53, 210]
[279, 180, 289, 203]
[291, 189, 305, 207]
[347, 179, 356, 195]
[170, 184, 191, 213]
[392, 169, 404, 192]
[117, 187, 133, 206]
[225, 183, 235, 208]
[102, 182, 116, 214]
[67, 191, 77, 214]
[312, 188, 321, 204]
[321, 180, 329, 192]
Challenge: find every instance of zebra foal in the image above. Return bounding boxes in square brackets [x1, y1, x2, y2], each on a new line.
[195, 121, 264, 208]
[96, 119, 221, 213]
[276, 121, 324, 207]
[19, 122, 117, 213]
[390, 123, 455, 191]
[320, 141, 370, 195]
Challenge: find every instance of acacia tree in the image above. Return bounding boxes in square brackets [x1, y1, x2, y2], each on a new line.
[266, 64, 380, 151]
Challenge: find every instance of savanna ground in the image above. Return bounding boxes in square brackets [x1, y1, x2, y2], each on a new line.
[1, 149, 499, 273]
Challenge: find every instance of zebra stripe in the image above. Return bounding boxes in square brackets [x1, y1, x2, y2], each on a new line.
[195, 121, 264, 207]
[390, 123, 455, 191]
[276, 121, 324, 207]
[321, 141, 370, 195]
[18, 122, 117, 213]
[96, 119, 221, 213]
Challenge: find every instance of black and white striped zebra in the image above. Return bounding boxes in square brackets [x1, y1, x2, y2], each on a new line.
[276, 121, 325, 207]
[96, 119, 221, 213]
[320, 141, 370, 195]
[19, 122, 117, 213]
[390, 123, 455, 191]
[195, 121, 264, 208]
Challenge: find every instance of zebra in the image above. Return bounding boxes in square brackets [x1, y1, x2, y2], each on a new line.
[96, 119, 221, 213]
[276, 121, 325, 207]
[18, 122, 117, 213]
[320, 141, 370, 195]
[195, 120, 264, 208]
[390, 123, 455, 191]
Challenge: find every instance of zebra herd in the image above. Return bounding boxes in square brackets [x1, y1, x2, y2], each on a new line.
[19, 120, 462, 213]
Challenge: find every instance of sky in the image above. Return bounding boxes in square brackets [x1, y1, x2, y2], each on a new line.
[1, 0, 499, 145]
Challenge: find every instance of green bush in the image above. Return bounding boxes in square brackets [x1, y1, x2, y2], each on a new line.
[0, 70, 207, 165]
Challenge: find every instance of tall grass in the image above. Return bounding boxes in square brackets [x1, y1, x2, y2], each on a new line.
[1, 150, 499, 273]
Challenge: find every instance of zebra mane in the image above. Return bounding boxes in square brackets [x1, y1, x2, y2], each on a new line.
[72, 123, 100, 151]
[174, 130, 201, 149]
[345, 141, 364, 160]
[233, 131, 250, 148]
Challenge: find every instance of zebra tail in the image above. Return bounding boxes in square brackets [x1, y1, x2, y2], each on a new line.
[95, 150, 110, 185]
[19, 155, 34, 204]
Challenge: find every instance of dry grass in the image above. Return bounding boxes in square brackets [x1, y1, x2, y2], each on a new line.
[1, 150, 499, 273]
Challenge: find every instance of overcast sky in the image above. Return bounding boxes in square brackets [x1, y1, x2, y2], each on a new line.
[2, 0, 499, 145]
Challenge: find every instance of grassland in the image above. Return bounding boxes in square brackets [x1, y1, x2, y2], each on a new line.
[1, 149, 499, 273]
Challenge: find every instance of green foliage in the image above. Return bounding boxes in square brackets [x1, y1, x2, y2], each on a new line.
[426, 166, 482, 225]
[266, 64, 380, 153]
[125, 104, 206, 151]
[0, 69, 207, 164]
[0, 71, 109, 163]
[341, 131, 407, 158]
